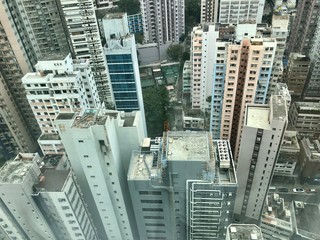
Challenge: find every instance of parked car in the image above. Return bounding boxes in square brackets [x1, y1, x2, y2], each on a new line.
[293, 188, 305, 193]
[278, 187, 289, 192]
[306, 188, 317, 193]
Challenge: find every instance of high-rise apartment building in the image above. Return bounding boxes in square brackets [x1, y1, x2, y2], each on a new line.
[58, 0, 114, 105]
[286, 0, 320, 100]
[102, 13, 147, 135]
[0, 7, 41, 141]
[22, 53, 101, 155]
[128, 132, 237, 240]
[140, 0, 185, 44]
[200, 0, 219, 23]
[266, 14, 290, 101]
[284, 53, 310, 99]
[200, 0, 265, 24]
[0, 72, 37, 159]
[56, 108, 146, 240]
[218, 0, 265, 24]
[0, 152, 99, 240]
[191, 23, 277, 149]
[220, 36, 277, 156]
[286, 0, 320, 56]
[234, 95, 287, 224]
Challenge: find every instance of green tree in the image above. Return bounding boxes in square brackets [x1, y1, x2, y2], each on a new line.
[116, 0, 140, 15]
[143, 86, 169, 137]
[167, 44, 184, 61]
[185, 0, 201, 32]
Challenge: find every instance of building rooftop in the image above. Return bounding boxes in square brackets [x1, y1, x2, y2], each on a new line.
[127, 151, 159, 181]
[42, 154, 64, 169]
[262, 194, 293, 231]
[228, 224, 264, 240]
[246, 106, 271, 130]
[293, 202, 320, 239]
[281, 131, 300, 152]
[38, 52, 70, 61]
[0, 153, 37, 184]
[35, 169, 70, 192]
[71, 109, 120, 128]
[166, 131, 211, 161]
[103, 12, 126, 19]
[271, 95, 287, 121]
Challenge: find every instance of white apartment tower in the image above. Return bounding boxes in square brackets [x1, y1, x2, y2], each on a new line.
[34, 169, 99, 240]
[55, 108, 146, 240]
[218, 0, 265, 24]
[0, 153, 56, 240]
[58, 0, 114, 105]
[0, 153, 99, 240]
[234, 95, 287, 224]
[22, 53, 101, 154]
[140, 0, 185, 44]
[190, 24, 277, 147]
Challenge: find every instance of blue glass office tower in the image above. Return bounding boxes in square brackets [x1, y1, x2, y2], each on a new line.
[103, 13, 147, 135]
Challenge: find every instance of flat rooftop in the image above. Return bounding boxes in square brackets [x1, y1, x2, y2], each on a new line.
[42, 154, 64, 168]
[35, 169, 69, 191]
[246, 106, 271, 130]
[228, 224, 264, 240]
[0, 159, 34, 184]
[166, 131, 210, 161]
[71, 109, 117, 128]
[38, 51, 70, 61]
[103, 12, 126, 19]
[127, 152, 159, 180]
[294, 202, 320, 238]
[271, 95, 287, 120]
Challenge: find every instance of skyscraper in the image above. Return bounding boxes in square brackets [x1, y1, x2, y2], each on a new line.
[58, 0, 114, 105]
[218, 0, 265, 24]
[234, 95, 287, 224]
[190, 24, 277, 153]
[102, 13, 147, 134]
[200, 0, 219, 23]
[140, 0, 185, 44]
[286, 0, 320, 100]
[56, 108, 146, 239]
[0, 72, 37, 159]
[128, 132, 237, 240]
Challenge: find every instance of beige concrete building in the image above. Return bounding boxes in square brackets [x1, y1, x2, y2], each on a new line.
[220, 37, 277, 157]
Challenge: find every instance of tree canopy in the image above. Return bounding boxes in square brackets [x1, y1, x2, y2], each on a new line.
[143, 86, 169, 138]
[116, 0, 140, 15]
[167, 44, 184, 62]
